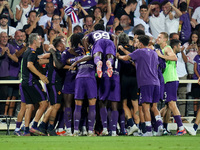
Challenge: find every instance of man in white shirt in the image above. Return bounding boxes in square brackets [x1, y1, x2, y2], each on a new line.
[162, 1, 182, 35]
[134, 4, 150, 34]
[39, 2, 55, 33]
[143, 2, 165, 39]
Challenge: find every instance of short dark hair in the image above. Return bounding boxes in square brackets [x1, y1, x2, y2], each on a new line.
[115, 25, 124, 32]
[151, 1, 161, 8]
[138, 35, 150, 46]
[70, 33, 82, 48]
[161, 0, 169, 7]
[94, 23, 105, 31]
[134, 29, 145, 36]
[127, 0, 138, 6]
[170, 39, 180, 49]
[47, 29, 56, 36]
[169, 32, 179, 39]
[53, 36, 64, 48]
[179, 2, 187, 12]
[84, 15, 93, 22]
[140, 4, 148, 10]
[28, 10, 37, 17]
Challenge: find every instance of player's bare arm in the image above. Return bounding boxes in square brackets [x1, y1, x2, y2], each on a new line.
[156, 47, 177, 61]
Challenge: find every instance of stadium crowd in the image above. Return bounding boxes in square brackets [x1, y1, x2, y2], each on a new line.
[0, 0, 200, 136]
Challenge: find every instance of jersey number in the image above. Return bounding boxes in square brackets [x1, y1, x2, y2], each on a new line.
[93, 32, 110, 41]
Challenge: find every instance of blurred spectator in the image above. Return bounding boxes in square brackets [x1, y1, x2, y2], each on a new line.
[39, 2, 55, 32]
[93, 0, 111, 28]
[31, 0, 41, 12]
[39, 0, 64, 19]
[179, 2, 191, 44]
[0, 14, 16, 38]
[134, 0, 146, 18]
[191, 44, 200, 123]
[188, 0, 200, 19]
[83, 15, 94, 32]
[115, 0, 138, 26]
[191, 6, 200, 31]
[15, 0, 32, 30]
[161, 0, 182, 35]
[119, 15, 133, 34]
[73, 25, 82, 34]
[144, 2, 165, 39]
[44, 28, 56, 51]
[74, 0, 97, 12]
[0, 32, 18, 107]
[134, 4, 150, 34]
[183, 31, 199, 79]
[4, 30, 25, 117]
[0, 0, 14, 26]
[23, 10, 44, 40]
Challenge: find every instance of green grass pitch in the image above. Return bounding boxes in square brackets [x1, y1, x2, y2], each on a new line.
[0, 134, 199, 150]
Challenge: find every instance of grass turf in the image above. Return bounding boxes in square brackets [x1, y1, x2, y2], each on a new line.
[0, 134, 199, 150]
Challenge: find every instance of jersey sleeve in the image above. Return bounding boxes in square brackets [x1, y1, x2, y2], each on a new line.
[27, 51, 37, 63]
[128, 49, 139, 61]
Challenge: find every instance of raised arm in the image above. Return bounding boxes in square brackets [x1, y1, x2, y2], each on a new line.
[6, 48, 18, 62]
[49, 48, 64, 69]
[82, 36, 89, 53]
[15, 2, 23, 21]
[25, 15, 41, 35]
[106, 0, 112, 21]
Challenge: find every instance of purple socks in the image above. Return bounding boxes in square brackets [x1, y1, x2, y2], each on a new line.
[88, 105, 96, 131]
[74, 105, 82, 130]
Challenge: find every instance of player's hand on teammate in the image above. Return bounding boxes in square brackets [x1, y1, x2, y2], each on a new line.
[156, 49, 162, 57]
[69, 62, 77, 71]
[40, 75, 49, 84]
[116, 52, 120, 59]
[49, 44, 56, 54]
[118, 45, 124, 51]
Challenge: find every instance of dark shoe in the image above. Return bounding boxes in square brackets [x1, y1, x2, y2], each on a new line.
[47, 129, 57, 136]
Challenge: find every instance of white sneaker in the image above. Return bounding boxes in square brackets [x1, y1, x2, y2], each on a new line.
[73, 130, 79, 136]
[82, 126, 87, 136]
[101, 128, 108, 136]
[155, 125, 163, 136]
[185, 126, 196, 136]
[65, 128, 73, 136]
[143, 131, 153, 137]
[127, 124, 138, 136]
[111, 131, 118, 136]
[87, 130, 96, 136]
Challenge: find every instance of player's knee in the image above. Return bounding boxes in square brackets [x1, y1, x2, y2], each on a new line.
[54, 104, 61, 110]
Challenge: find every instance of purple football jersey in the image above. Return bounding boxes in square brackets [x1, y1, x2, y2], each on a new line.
[75, 56, 96, 79]
[61, 47, 83, 93]
[87, 30, 113, 45]
[129, 48, 160, 88]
